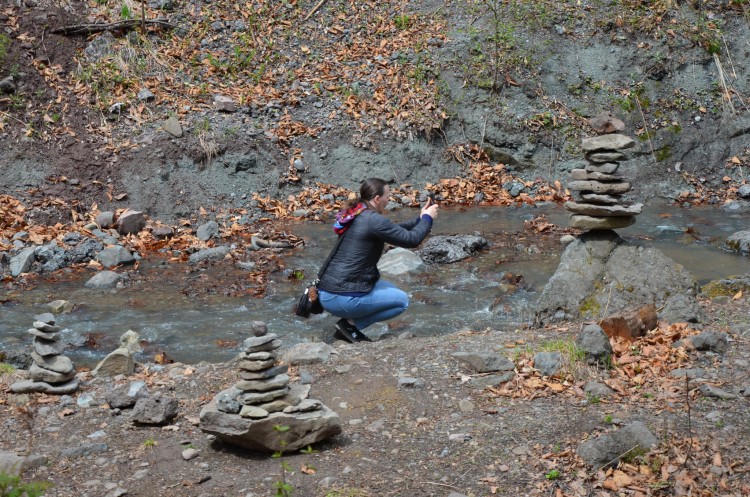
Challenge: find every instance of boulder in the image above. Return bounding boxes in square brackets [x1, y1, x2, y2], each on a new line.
[452, 352, 515, 373]
[599, 305, 658, 340]
[536, 230, 699, 324]
[92, 347, 135, 377]
[84, 271, 123, 289]
[577, 421, 659, 468]
[280, 342, 334, 365]
[576, 324, 613, 364]
[131, 396, 178, 425]
[199, 399, 342, 452]
[416, 235, 488, 264]
[196, 221, 219, 241]
[726, 230, 750, 255]
[115, 210, 147, 235]
[187, 246, 231, 265]
[10, 377, 80, 394]
[97, 246, 136, 268]
[378, 247, 425, 275]
[10, 248, 36, 277]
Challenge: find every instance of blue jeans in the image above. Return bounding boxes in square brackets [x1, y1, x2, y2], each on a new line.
[318, 279, 409, 330]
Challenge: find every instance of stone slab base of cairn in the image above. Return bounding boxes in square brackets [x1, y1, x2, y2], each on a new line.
[566, 113, 643, 230]
[199, 325, 341, 452]
[10, 313, 79, 394]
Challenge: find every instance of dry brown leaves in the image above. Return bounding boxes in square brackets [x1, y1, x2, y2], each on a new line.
[485, 322, 697, 403]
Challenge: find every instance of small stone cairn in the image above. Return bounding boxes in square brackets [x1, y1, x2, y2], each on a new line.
[565, 113, 643, 230]
[10, 313, 79, 394]
[199, 324, 341, 452]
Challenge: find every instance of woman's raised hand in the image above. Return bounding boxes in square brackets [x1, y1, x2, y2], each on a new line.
[421, 197, 439, 219]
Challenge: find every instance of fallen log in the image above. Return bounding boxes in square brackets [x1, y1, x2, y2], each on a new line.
[51, 19, 175, 36]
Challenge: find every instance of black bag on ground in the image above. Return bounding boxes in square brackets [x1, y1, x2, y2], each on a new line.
[295, 280, 324, 318]
[293, 230, 348, 319]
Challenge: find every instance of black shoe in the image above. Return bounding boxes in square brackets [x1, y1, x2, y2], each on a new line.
[335, 318, 372, 343]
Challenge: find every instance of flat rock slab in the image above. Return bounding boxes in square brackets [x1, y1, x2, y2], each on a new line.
[31, 351, 74, 374]
[581, 134, 635, 152]
[569, 214, 636, 230]
[200, 400, 341, 452]
[565, 202, 643, 217]
[10, 377, 80, 394]
[568, 180, 631, 195]
[571, 169, 623, 181]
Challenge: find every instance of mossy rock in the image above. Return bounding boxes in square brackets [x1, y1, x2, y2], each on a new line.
[701, 277, 750, 298]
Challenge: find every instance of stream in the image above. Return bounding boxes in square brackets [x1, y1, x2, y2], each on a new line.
[1, 203, 747, 367]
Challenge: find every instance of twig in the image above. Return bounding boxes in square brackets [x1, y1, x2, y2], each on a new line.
[418, 481, 460, 490]
[634, 94, 657, 165]
[479, 115, 488, 151]
[598, 283, 614, 326]
[0, 109, 29, 126]
[592, 444, 639, 475]
[713, 54, 736, 115]
[304, 0, 329, 22]
[685, 374, 693, 464]
[51, 19, 175, 36]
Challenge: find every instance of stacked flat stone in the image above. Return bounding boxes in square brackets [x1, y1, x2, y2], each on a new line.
[566, 131, 643, 230]
[199, 326, 341, 452]
[10, 313, 79, 394]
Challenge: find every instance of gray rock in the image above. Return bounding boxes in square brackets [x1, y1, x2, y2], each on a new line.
[33, 337, 64, 356]
[235, 374, 290, 392]
[583, 381, 614, 398]
[196, 221, 219, 241]
[238, 405, 269, 419]
[377, 247, 425, 275]
[215, 387, 243, 414]
[569, 214, 637, 230]
[669, 368, 705, 379]
[565, 202, 642, 217]
[0, 75, 16, 94]
[28, 363, 76, 383]
[97, 246, 136, 268]
[92, 348, 135, 377]
[534, 352, 562, 376]
[115, 210, 147, 235]
[214, 95, 237, 112]
[10, 377, 80, 394]
[47, 299, 75, 314]
[726, 230, 750, 254]
[106, 382, 149, 409]
[416, 235, 489, 264]
[536, 230, 699, 324]
[699, 384, 738, 400]
[237, 367, 288, 384]
[577, 421, 658, 467]
[131, 396, 179, 425]
[84, 32, 115, 61]
[0, 451, 47, 477]
[675, 331, 729, 353]
[243, 339, 282, 354]
[59, 442, 108, 459]
[85, 271, 123, 289]
[581, 134, 635, 152]
[659, 294, 703, 324]
[162, 116, 183, 137]
[570, 169, 623, 181]
[576, 324, 613, 363]
[567, 180, 631, 195]
[95, 211, 115, 228]
[283, 399, 322, 414]
[27, 327, 58, 340]
[34, 312, 55, 325]
[584, 163, 620, 175]
[199, 400, 341, 452]
[33, 321, 59, 333]
[237, 387, 289, 404]
[187, 246, 231, 265]
[452, 352, 515, 373]
[397, 377, 425, 388]
[237, 358, 276, 371]
[468, 372, 515, 388]
[137, 88, 155, 102]
[10, 248, 36, 277]
[280, 342, 335, 365]
[31, 352, 74, 374]
[242, 333, 278, 349]
[119, 330, 142, 354]
[249, 321, 268, 336]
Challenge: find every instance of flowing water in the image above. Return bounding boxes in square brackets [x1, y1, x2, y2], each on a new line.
[1, 203, 747, 367]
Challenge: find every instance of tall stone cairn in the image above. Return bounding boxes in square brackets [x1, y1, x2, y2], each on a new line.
[10, 313, 79, 394]
[565, 113, 643, 230]
[199, 325, 341, 452]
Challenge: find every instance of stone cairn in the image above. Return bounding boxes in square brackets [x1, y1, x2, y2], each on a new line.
[10, 313, 79, 394]
[199, 323, 341, 452]
[566, 113, 643, 230]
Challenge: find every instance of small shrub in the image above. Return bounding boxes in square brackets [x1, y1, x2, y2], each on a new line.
[545, 469, 560, 480]
[0, 363, 16, 375]
[143, 437, 157, 447]
[0, 472, 52, 497]
[0, 34, 10, 63]
[394, 14, 410, 30]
